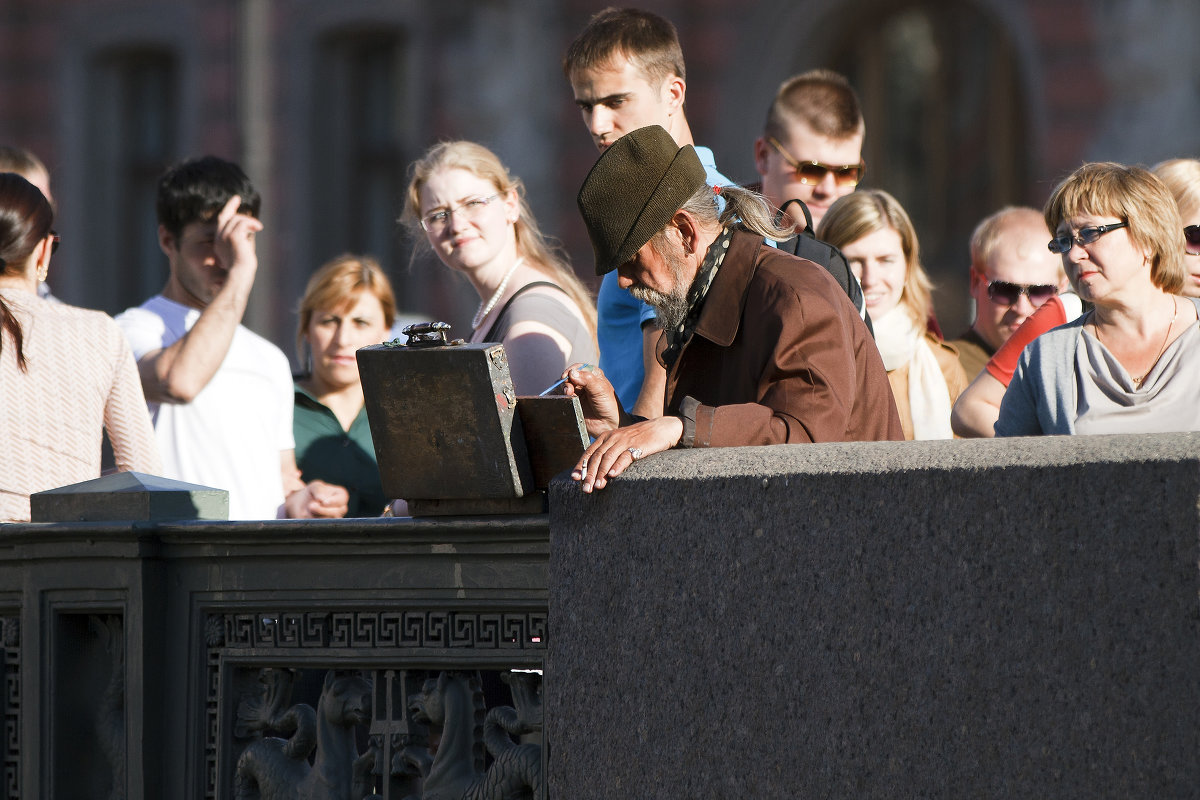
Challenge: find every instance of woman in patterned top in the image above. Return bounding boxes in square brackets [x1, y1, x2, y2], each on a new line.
[0, 172, 160, 521]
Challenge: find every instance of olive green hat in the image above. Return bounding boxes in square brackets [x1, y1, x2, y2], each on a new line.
[576, 125, 708, 275]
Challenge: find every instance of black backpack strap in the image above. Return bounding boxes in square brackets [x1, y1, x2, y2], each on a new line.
[481, 281, 562, 342]
[778, 198, 815, 236]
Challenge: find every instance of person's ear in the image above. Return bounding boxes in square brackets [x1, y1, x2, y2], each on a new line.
[753, 137, 770, 178]
[158, 224, 177, 257]
[33, 235, 52, 281]
[503, 189, 520, 225]
[672, 211, 699, 256]
[662, 74, 685, 111]
[968, 265, 987, 295]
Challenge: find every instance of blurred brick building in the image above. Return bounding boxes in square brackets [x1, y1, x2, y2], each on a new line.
[2, 0, 1197, 353]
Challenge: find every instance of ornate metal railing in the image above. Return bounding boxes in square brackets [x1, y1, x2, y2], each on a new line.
[0, 517, 547, 800]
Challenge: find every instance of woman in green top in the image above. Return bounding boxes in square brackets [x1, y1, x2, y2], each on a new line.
[294, 255, 395, 516]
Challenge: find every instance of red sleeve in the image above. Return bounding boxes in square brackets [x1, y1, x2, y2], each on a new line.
[984, 296, 1067, 387]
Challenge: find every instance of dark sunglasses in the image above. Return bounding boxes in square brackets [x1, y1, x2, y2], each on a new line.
[1047, 221, 1127, 254]
[768, 137, 864, 187]
[1186, 224, 1200, 255]
[49, 230, 60, 255]
[987, 279, 1057, 308]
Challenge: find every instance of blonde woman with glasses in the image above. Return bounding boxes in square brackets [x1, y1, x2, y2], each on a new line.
[403, 141, 598, 395]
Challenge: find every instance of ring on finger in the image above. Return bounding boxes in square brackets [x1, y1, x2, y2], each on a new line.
[628, 447, 643, 461]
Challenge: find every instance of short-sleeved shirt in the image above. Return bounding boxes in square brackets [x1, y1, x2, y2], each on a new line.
[116, 295, 294, 520]
[293, 384, 386, 517]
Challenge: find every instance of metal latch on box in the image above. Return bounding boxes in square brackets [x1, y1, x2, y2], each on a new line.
[398, 321, 465, 348]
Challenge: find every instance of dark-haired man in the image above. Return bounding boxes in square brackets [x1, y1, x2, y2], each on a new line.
[117, 156, 347, 519]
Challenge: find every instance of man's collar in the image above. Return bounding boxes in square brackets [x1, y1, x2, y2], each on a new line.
[660, 225, 735, 369]
[689, 228, 761, 348]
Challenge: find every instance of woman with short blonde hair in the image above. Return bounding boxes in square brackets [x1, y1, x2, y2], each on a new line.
[997, 162, 1200, 436]
[1152, 158, 1200, 297]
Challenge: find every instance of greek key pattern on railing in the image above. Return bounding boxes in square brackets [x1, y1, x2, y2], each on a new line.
[203, 644, 220, 800]
[203, 609, 546, 800]
[2, 617, 19, 800]
[219, 610, 548, 650]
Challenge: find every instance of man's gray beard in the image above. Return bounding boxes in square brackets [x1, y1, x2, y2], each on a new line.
[628, 241, 694, 332]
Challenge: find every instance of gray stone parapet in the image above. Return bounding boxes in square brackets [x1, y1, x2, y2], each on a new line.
[548, 434, 1200, 798]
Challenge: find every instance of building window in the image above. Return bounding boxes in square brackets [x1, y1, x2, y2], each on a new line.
[312, 30, 423, 313]
[84, 48, 177, 315]
[832, 3, 1027, 334]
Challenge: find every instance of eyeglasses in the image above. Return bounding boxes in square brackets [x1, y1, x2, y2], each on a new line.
[419, 194, 503, 233]
[986, 279, 1057, 308]
[767, 137, 864, 187]
[49, 230, 59, 255]
[1047, 221, 1127, 254]
[1185, 224, 1200, 256]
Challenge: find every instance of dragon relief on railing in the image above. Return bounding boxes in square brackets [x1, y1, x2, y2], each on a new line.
[234, 669, 374, 800]
[232, 668, 543, 800]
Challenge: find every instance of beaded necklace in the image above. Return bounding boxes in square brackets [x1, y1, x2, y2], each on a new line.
[472, 257, 525, 331]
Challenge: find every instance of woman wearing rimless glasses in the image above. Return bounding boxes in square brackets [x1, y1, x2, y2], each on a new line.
[996, 162, 1200, 437]
[403, 141, 598, 396]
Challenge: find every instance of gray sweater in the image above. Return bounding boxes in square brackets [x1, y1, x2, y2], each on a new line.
[995, 296, 1200, 436]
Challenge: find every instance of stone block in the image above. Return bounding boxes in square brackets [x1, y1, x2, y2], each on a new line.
[30, 471, 228, 522]
[548, 434, 1200, 798]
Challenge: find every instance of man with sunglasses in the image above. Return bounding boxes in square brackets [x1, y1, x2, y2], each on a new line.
[754, 70, 866, 233]
[752, 70, 869, 325]
[950, 207, 1068, 380]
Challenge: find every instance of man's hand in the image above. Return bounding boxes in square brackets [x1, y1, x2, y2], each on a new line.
[284, 479, 350, 519]
[560, 362, 622, 437]
[213, 194, 262, 294]
[571, 415, 683, 493]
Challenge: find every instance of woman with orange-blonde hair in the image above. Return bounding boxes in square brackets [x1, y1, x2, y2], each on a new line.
[294, 254, 395, 516]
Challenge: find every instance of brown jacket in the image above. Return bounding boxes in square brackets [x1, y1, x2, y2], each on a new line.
[886, 335, 969, 441]
[665, 229, 902, 446]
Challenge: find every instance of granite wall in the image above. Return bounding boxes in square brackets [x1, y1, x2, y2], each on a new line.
[548, 434, 1200, 798]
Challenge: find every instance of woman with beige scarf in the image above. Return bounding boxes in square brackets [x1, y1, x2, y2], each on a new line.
[819, 190, 966, 440]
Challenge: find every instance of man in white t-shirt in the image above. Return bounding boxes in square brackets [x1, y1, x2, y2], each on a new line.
[117, 156, 347, 520]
